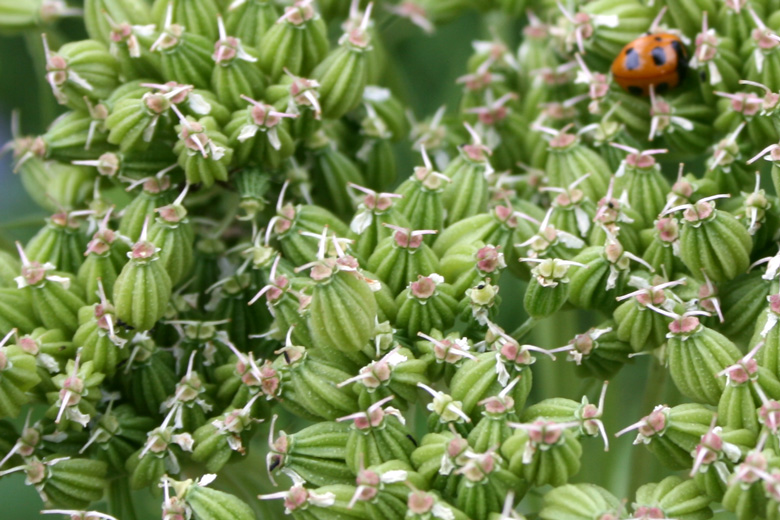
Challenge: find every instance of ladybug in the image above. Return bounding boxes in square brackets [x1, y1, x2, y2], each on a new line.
[610, 33, 688, 96]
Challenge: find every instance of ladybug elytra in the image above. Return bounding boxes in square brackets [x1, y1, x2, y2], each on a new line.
[610, 33, 688, 96]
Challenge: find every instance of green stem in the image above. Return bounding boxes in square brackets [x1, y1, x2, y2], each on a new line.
[628, 358, 668, 495]
[510, 316, 538, 341]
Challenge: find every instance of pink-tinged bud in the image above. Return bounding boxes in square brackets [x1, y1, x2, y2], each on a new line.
[668, 316, 700, 335]
[461, 143, 491, 162]
[144, 93, 171, 114]
[0, 350, 7, 372]
[213, 37, 239, 63]
[393, 229, 424, 249]
[549, 132, 576, 149]
[481, 395, 514, 415]
[131, 241, 157, 260]
[285, 486, 310, 511]
[408, 490, 435, 514]
[656, 218, 679, 243]
[493, 205, 518, 227]
[759, 400, 780, 431]
[21, 262, 48, 286]
[18, 337, 38, 355]
[637, 408, 667, 438]
[571, 333, 594, 356]
[752, 27, 779, 50]
[672, 179, 694, 199]
[179, 122, 209, 152]
[500, 341, 533, 366]
[626, 153, 656, 169]
[410, 276, 437, 299]
[25, 459, 46, 485]
[770, 294, 780, 314]
[633, 506, 666, 519]
[356, 468, 381, 488]
[527, 420, 563, 445]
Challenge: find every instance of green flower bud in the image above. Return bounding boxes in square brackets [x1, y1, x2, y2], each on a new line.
[5, 456, 108, 509]
[306, 133, 366, 220]
[148, 189, 195, 285]
[612, 147, 671, 226]
[396, 274, 457, 339]
[340, 396, 417, 474]
[341, 346, 429, 410]
[368, 226, 440, 296]
[350, 187, 409, 265]
[466, 385, 519, 453]
[500, 422, 582, 487]
[15, 327, 75, 396]
[449, 335, 534, 421]
[16, 244, 86, 335]
[46, 358, 105, 430]
[394, 149, 448, 238]
[0, 332, 41, 419]
[119, 175, 175, 242]
[152, 0, 219, 41]
[121, 336, 176, 419]
[523, 258, 577, 319]
[225, 0, 278, 49]
[634, 476, 713, 520]
[210, 18, 265, 111]
[259, 483, 368, 520]
[266, 418, 353, 487]
[42, 109, 110, 162]
[42, 37, 119, 111]
[566, 323, 632, 380]
[192, 396, 262, 472]
[73, 296, 129, 378]
[722, 443, 778, 520]
[113, 231, 172, 331]
[311, 10, 372, 119]
[226, 98, 296, 169]
[173, 116, 233, 187]
[258, 1, 329, 82]
[0, 288, 39, 335]
[678, 198, 753, 283]
[665, 314, 741, 405]
[82, 403, 155, 472]
[77, 220, 128, 304]
[440, 126, 492, 225]
[26, 213, 87, 275]
[454, 449, 527, 520]
[567, 241, 636, 313]
[304, 254, 378, 355]
[616, 403, 715, 470]
[543, 128, 610, 202]
[271, 192, 351, 267]
[540, 483, 622, 520]
[613, 277, 680, 352]
[274, 342, 359, 421]
[165, 474, 255, 520]
[127, 425, 192, 490]
[84, 0, 151, 45]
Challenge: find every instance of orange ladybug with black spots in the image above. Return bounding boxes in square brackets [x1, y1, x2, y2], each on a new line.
[611, 33, 688, 96]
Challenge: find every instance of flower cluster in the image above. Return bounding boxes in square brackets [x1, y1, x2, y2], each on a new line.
[5, 0, 780, 519]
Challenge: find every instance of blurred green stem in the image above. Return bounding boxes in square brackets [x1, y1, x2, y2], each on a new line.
[511, 317, 537, 341]
[628, 359, 667, 494]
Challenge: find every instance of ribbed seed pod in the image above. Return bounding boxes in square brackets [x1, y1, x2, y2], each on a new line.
[113, 236, 172, 331]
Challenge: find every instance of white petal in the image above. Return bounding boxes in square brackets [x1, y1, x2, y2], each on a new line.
[380, 470, 408, 483]
[309, 491, 336, 507]
[350, 209, 373, 234]
[237, 124, 259, 143]
[363, 86, 391, 102]
[188, 94, 212, 115]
